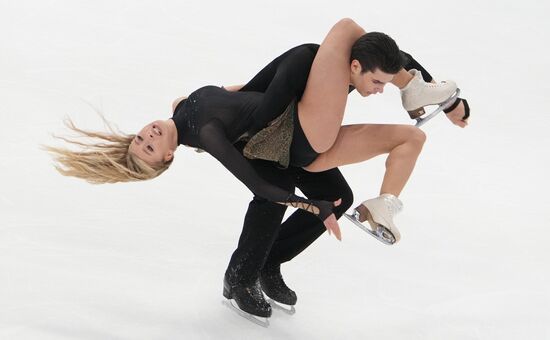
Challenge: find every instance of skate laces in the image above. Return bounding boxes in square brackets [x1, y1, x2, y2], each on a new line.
[262, 266, 290, 291]
[425, 80, 452, 88]
[246, 280, 265, 299]
[380, 194, 403, 216]
[407, 69, 451, 89]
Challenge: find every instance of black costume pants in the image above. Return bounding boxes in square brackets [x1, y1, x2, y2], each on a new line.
[225, 153, 353, 286]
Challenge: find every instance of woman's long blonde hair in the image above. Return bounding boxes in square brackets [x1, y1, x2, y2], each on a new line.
[44, 116, 173, 184]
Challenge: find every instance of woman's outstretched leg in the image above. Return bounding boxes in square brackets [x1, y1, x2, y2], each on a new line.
[297, 18, 366, 153]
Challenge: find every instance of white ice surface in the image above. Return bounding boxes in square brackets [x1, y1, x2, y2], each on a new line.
[1, 1, 549, 339]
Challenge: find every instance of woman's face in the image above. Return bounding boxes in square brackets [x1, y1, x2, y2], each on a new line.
[350, 60, 395, 97]
[128, 120, 175, 165]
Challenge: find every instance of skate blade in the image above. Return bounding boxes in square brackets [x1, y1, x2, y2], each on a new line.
[267, 298, 296, 315]
[222, 299, 270, 327]
[415, 88, 461, 127]
[343, 213, 396, 245]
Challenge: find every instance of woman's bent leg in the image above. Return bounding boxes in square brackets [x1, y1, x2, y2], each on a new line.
[305, 124, 426, 197]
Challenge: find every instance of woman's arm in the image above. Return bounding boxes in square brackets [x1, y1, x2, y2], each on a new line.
[198, 119, 341, 238]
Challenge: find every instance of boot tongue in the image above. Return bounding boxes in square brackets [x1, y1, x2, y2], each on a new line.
[246, 280, 264, 299]
[400, 69, 422, 92]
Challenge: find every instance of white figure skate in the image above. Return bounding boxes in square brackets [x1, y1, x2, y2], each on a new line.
[400, 69, 461, 127]
[344, 194, 403, 245]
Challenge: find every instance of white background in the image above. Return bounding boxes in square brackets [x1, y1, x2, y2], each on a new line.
[1, 1, 549, 339]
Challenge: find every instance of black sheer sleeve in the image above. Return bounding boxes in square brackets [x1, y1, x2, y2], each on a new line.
[198, 119, 334, 220]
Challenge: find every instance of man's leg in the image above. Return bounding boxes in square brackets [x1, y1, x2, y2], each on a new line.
[223, 157, 297, 317]
[258, 168, 353, 305]
[265, 167, 353, 266]
[225, 197, 290, 287]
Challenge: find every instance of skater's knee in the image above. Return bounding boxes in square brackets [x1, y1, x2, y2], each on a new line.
[341, 189, 354, 213]
[334, 186, 354, 218]
[413, 127, 427, 146]
[335, 18, 356, 28]
[407, 126, 426, 148]
[326, 18, 365, 47]
[334, 18, 360, 33]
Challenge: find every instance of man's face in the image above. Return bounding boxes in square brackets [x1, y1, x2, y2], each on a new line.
[350, 60, 395, 97]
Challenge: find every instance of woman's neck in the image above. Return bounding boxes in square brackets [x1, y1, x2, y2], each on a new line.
[166, 118, 179, 149]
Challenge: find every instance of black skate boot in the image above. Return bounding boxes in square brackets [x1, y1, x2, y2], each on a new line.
[223, 276, 272, 318]
[260, 264, 297, 306]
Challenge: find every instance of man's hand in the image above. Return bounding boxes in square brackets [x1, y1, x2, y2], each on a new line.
[323, 199, 342, 241]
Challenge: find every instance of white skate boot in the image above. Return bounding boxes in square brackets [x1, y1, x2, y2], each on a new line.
[344, 194, 403, 245]
[401, 69, 460, 127]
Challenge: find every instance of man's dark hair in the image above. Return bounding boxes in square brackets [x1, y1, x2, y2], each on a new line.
[350, 32, 404, 74]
